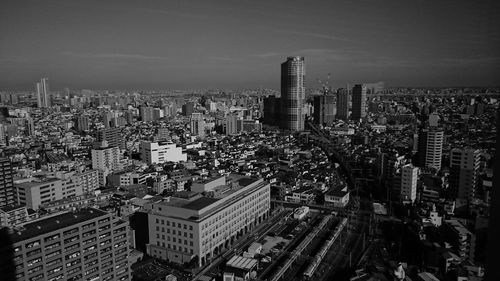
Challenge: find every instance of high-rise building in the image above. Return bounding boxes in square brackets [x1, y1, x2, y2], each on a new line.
[146, 174, 270, 266]
[263, 96, 281, 126]
[0, 158, 16, 208]
[139, 107, 154, 122]
[449, 148, 480, 201]
[182, 103, 194, 116]
[336, 88, 349, 121]
[25, 118, 35, 136]
[139, 141, 187, 165]
[280, 56, 305, 131]
[102, 112, 114, 128]
[417, 127, 444, 171]
[313, 95, 336, 126]
[226, 114, 238, 135]
[351, 84, 367, 121]
[36, 77, 50, 108]
[97, 128, 123, 149]
[7, 208, 131, 281]
[91, 144, 122, 186]
[400, 164, 419, 203]
[75, 116, 90, 132]
[190, 113, 205, 138]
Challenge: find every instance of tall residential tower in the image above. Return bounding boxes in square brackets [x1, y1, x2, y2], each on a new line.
[280, 56, 305, 131]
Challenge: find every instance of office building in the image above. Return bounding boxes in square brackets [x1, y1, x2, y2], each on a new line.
[7, 208, 130, 281]
[140, 141, 187, 165]
[449, 148, 480, 201]
[15, 177, 84, 210]
[263, 96, 281, 126]
[336, 88, 349, 120]
[280, 56, 305, 131]
[146, 174, 270, 266]
[139, 107, 154, 122]
[190, 113, 205, 138]
[400, 164, 419, 203]
[226, 114, 238, 135]
[313, 95, 336, 126]
[36, 77, 50, 108]
[351, 84, 367, 121]
[182, 103, 194, 116]
[97, 127, 123, 149]
[417, 127, 444, 171]
[0, 158, 16, 208]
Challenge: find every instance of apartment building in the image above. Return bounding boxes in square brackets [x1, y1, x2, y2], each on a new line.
[146, 174, 270, 267]
[5, 208, 130, 281]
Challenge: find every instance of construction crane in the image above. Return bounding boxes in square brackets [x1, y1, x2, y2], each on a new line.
[316, 73, 332, 95]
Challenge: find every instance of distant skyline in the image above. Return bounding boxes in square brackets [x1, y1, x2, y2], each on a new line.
[1, 0, 500, 91]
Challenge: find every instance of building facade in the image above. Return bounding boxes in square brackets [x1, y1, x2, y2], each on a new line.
[280, 56, 305, 131]
[449, 148, 480, 201]
[36, 77, 50, 108]
[336, 88, 349, 121]
[0, 158, 16, 208]
[418, 127, 444, 171]
[400, 164, 419, 203]
[313, 95, 336, 126]
[140, 141, 187, 165]
[351, 84, 367, 121]
[146, 175, 270, 267]
[6, 208, 130, 281]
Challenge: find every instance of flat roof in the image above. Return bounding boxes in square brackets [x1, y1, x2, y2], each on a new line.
[11, 208, 108, 243]
[226, 255, 258, 270]
[182, 197, 219, 211]
[15, 178, 60, 189]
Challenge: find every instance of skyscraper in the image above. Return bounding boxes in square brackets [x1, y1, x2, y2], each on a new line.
[417, 127, 444, 171]
[139, 107, 154, 122]
[351, 84, 367, 121]
[36, 77, 50, 108]
[313, 95, 336, 126]
[280, 56, 305, 131]
[449, 148, 480, 201]
[336, 88, 349, 121]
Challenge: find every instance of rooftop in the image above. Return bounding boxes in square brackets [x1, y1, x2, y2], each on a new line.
[182, 197, 219, 211]
[226, 255, 258, 271]
[10, 208, 108, 243]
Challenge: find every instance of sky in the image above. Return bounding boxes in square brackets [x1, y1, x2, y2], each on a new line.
[1, 0, 500, 90]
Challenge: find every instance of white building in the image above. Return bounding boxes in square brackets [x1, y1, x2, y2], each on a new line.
[140, 141, 187, 165]
[91, 144, 123, 186]
[15, 177, 84, 210]
[146, 174, 270, 267]
[325, 186, 350, 208]
[401, 164, 419, 203]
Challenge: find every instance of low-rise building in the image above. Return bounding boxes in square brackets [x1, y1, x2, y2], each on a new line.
[325, 187, 350, 208]
[146, 175, 270, 266]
